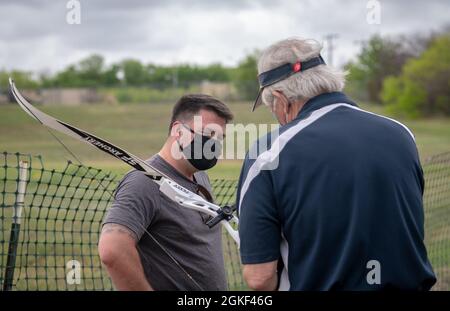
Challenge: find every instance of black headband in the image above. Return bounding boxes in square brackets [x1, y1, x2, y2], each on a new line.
[252, 55, 326, 111]
[258, 55, 326, 88]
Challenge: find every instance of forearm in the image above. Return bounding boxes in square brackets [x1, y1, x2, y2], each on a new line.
[243, 261, 278, 291]
[104, 247, 153, 291]
[255, 274, 277, 291]
[245, 272, 278, 291]
[99, 223, 153, 291]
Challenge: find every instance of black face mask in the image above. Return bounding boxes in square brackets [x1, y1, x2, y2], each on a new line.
[178, 124, 222, 171]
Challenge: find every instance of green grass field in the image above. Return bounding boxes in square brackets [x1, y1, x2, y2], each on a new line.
[1, 101, 449, 290]
[1, 101, 449, 179]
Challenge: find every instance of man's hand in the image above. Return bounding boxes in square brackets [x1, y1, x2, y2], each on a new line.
[98, 223, 153, 291]
[243, 260, 278, 291]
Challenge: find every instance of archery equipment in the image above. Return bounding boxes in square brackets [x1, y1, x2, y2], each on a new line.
[9, 78, 239, 290]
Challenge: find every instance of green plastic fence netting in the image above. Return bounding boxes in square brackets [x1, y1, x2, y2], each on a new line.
[423, 152, 450, 290]
[0, 152, 243, 290]
[0, 151, 449, 290]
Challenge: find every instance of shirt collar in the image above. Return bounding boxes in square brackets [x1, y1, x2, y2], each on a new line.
[295, 92, 357, 120]
[150, 154, 198, 187]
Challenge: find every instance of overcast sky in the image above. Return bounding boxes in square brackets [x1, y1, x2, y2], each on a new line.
[0, 0, 448, 74]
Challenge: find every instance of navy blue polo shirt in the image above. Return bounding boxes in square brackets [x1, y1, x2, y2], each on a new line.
[236, 92, 436, 290]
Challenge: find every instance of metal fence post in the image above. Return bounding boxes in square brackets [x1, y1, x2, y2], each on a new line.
[3, 161, 29, 291]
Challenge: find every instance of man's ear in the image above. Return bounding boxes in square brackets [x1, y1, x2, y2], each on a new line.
[271, 90, 289, 114]
[170, 121, 182, 138]
[271, 90, 282, 100]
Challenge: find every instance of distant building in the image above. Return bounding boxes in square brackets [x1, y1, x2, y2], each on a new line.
[0, 93, 8, 105]
[199, 81, 237, 100]
[0, 88, 110, 105]
[40, 88, 103, 105]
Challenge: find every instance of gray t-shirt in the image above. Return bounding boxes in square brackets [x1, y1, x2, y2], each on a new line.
[103, 154, 227, 291]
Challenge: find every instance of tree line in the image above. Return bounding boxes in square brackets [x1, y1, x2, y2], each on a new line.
[1, 29, 448, 117]
[346, 29, 449, 117]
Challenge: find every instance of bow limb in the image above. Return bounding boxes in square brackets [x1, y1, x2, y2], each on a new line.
[9, 78, 162, 179]
[9, 78, 240, 246]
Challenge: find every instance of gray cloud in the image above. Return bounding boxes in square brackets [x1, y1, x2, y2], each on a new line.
[0, 0, 448, 72]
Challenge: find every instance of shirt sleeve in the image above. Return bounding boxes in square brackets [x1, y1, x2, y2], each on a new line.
[102, 170, 160, 240]
[236, 155, 281, 264]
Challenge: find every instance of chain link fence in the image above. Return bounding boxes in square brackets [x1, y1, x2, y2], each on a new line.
[1, 151, 449, 290]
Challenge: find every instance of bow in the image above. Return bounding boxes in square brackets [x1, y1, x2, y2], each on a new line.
[9, 78, 239, 290]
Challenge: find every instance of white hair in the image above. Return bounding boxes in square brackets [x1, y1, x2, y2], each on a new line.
[258, 38, 347, 107]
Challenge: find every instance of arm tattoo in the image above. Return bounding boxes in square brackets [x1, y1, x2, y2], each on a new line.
[102, 223, 138, 241]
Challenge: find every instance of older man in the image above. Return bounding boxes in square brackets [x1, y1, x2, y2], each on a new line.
[99, 94, 233, 290]
[237, 38, 436, 290]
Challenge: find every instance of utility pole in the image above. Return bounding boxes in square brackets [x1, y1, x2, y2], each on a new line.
[324, 34, 339, 67]
[172, 66, 178, 89]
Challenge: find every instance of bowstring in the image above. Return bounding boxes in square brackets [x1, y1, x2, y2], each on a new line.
[11, 87, 205, 290]
[43, 128, 205, 291]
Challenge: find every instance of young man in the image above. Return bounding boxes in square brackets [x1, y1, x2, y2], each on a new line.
[98, 94, 233, 290]
[237, 38, 436, 290]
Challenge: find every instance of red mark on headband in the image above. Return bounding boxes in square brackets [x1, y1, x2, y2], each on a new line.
[293, 62, 301, 72]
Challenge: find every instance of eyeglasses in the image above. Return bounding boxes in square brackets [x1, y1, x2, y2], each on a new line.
[181, 123, 224, 141]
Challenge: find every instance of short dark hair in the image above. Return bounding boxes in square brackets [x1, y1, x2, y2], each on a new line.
[169, 94, 233, 131]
